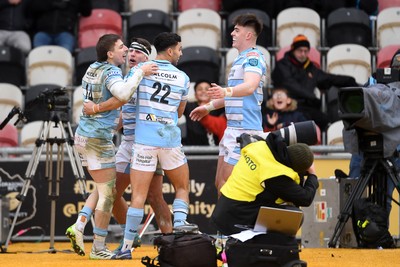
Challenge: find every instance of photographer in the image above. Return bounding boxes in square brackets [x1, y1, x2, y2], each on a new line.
[211, 131, 319, 235]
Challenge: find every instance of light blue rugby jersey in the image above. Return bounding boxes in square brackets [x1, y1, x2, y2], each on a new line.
[126, 60, 190, 148]
[76, 61, 122, 140]
[226, 47, 266, 130]
[121, 91, 136, 142]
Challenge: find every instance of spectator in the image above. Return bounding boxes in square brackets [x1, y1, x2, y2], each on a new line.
[183, 80, 226, 146]
[0, 0, 31, 54]
[271, 34, 358, 131]
[27, 0, 92, 53]
[262, 88, 307, 132]
[211, 131, 318, 235]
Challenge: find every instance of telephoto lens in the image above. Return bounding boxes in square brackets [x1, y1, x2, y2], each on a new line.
[273, 120, 319, 146]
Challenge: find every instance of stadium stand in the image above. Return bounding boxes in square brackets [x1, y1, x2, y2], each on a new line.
[177, 46, 221, 84]
[178, 0, 221, 12]
[0, 46, 26, 87]
[0, 83, 23, 126]
[377, 7, 400, 49]
[78, 9, 123, 49]
[326, 7, 372, 48]
[276, 7, 321, 49]
[326, 44, 371, 85]
[27, 46, 73, 87]
[178, 8, 221, 50]
[127, 10, 172, 45]
[225, 8, 271, 48]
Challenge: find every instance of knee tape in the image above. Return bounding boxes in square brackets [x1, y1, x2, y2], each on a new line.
[96, 179, 116, 213]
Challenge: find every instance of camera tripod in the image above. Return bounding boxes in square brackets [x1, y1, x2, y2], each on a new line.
[328, 154, 400, 248]
[2, 113, 88, 253]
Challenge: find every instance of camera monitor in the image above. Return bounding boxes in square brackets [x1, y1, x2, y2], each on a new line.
[376, 68, 400, 84]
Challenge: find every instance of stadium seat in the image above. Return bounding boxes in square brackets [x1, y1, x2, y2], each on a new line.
[74, 46, 97, 85]
[276, 7, 320, 49]
[127, 10, 172, 45]
[178, 0, 221, 12]
[377, 45, 400, 68]
[377, 7, 400, 49]
[326, 120, 350, 156]
[92, 0, 125, 12]
[149, 45, 157, 60]
[72, 86, 83, 125]
[326, 8, 372, 48]
[225, 8, 271, 48]
[326, 44, 371, 85]
[129, 0, 172, 13]
[378, 0, 400, 12]
[78, 9, 122, 49]
[224, 46, 270, 86]
[275, 46, 321, 69]
[0, 46, 26, 87]
[20, 121, 63, 147]
[0, 123, 18, 147]
[24, 84, 70, 123]
[177, 46, 220, 83]
[178, 8, 221, 50]
[0, 83, 23, 126]
[27, 46, 73, 87]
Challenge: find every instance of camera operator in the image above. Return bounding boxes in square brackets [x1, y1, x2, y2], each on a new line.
[348, 49, 400, 216]
[211, 131, 318, 236]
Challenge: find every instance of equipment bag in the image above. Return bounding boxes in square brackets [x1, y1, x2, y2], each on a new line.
[225, 232, 307, 267]
[152, 232, 218, 267]
[352, 197, 395, 248]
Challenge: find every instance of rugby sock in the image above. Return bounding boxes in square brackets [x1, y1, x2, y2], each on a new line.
[76, 206, 92, 232]
[173, 198, 189, 227]
[122, 207, 144, 251]
[93, 227, 108, 250]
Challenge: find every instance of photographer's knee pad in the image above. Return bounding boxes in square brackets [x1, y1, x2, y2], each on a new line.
[96, 179, 116, 213]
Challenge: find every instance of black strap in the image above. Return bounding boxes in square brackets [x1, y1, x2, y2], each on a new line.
[141, 256, 160, 267]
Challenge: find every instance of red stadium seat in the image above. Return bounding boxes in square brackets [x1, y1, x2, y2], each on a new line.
[0, 123, 18, 147]
[276, 46, 321, 69]
[377, 45, 400, 68]
[178, 0, 221, 12]
[78, 9, 122, 49]
[378, 0, 400, 12]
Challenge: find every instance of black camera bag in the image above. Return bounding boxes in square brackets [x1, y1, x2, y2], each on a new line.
[352, 198, 395, 248]
[152, 232, 218, 267]
[225, 232, 307, 267]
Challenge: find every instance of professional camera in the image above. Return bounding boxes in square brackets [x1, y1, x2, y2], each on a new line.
[237, 120, 319, 149]
[338, 82, 400, 158]
[25, 87, 71, 123]
[39, 87, 70, 113]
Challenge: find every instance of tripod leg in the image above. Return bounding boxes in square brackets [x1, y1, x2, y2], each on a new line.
[4, 121, 51, 251]
[328, 159, 377, 248]
[60, 122, 87, 198]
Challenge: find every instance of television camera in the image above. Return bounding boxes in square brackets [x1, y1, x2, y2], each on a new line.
[328, 68, 400, 248]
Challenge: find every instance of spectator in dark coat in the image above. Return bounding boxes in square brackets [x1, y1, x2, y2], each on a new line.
[271, 34, 358, 130]
[28, 0, 92, 53]
[0, 0, 31, 54]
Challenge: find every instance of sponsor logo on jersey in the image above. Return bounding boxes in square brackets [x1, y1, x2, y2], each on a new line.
[144, 113, 173, 124]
